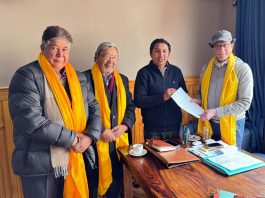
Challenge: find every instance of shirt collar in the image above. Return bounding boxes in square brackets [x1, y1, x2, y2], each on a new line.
[54, 67, 67, 84]
[214, 59, 228, 68]
[102, 72, 113, 86]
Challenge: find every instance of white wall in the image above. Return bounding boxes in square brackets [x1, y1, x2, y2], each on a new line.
[0, 0, 235, 87]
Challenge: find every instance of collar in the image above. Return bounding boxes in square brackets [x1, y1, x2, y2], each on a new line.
[102, 72, 113, 86]
[214, 59, 228, 68]
[54, 67, 67, 84]
[149, 60, 170, 69]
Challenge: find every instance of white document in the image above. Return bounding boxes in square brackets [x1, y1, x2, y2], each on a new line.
[187, 140, 237, 158]
[171, 88, 204, 118]
[208, 150, 264, 171]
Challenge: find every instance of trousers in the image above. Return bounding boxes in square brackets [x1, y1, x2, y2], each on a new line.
[21, 174, 64, 198]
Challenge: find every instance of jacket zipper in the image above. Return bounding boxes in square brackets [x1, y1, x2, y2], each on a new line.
[164, 70, 167, 133]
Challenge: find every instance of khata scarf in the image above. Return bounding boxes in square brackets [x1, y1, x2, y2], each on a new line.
[91, 63, 128, 196]
[38, 53, 89, 197]
[198, 53, 238, 145]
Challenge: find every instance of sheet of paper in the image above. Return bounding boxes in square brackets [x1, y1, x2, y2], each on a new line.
[171, 88, 204, 118]
[208, 150, 263, 171]
[187, 140, 237, 158]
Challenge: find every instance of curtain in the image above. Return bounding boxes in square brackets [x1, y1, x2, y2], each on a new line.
[235, 0, 265, 152]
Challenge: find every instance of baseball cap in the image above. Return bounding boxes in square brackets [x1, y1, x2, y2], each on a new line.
[209, 30, 236, 48]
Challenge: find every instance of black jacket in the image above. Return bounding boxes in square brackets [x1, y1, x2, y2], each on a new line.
[84, 70, 136, 137]
[83, 70, 135, 197]
[8, 61, 101, 176]
[134, 61, 187, 137]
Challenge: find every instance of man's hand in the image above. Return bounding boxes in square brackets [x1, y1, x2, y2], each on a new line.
[112, 124, 128, 138]
[100, 129, 116, 142]
[72, 133, 92, 153]
[200, 108, 217, 121]
[163, 88, 176, 101]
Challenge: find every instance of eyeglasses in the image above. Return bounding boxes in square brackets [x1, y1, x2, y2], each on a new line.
[100, 54, 118, 61]
[213, 42, 231, 50]
[48, 45, 70, 54]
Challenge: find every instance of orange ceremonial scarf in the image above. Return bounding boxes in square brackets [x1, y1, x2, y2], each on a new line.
[198, 53, 238, 145]
[91, 63, 128, 196]
[38, 53, 89, 197]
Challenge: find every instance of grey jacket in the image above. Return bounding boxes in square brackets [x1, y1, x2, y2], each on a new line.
[8, 61, 101, 176]
[198, 57, 254, 120]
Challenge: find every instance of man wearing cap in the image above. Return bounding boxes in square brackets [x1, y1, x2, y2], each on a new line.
[194, 30, 253, 147]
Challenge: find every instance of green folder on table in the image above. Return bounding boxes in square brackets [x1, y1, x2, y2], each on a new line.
[203, 150, 265, 176]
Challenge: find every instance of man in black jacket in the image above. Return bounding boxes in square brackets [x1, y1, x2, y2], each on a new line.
[134, 38, 187, 140]
[84, 42, 135, 198]
[8, 26, 101, 198]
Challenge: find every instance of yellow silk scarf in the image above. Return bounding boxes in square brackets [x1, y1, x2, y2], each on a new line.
[38, 53, 89, 198]
[198, 53, 238, 145]
[91, 64, 128, 196]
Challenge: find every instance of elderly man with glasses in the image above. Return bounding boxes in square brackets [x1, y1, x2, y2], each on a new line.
[84, 42, 135, 198]
[193, 30, 253, 148]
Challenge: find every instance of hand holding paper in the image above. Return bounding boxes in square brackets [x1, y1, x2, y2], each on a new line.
[171, 87, 204, 118]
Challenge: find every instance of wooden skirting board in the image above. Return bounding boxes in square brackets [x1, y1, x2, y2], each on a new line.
[0, 76, 198, 197]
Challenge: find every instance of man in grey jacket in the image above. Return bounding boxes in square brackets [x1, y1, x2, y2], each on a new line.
[194, 30, 253, 148]
[8, 26, 101, 198]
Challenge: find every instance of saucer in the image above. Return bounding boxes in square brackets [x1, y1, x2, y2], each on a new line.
[192, 141, 202, 146]
[189, 135, 201, 142]
[129, 149, 147, 157]
[204, 139, 215, 144]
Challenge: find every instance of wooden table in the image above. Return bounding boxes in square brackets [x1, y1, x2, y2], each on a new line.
[119, 146, 265, 198]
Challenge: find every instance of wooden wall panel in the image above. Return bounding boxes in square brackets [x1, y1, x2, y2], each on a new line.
[0, 99, 6, 196]
[0, 88, 23, 198]
[0, 77, 198, 197]
[181, 77, 199, 125]
[128, 80, 145, 144]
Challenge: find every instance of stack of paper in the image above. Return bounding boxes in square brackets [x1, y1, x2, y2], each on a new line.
[187, 140, 236, 158]
[203, 150, 265, 176]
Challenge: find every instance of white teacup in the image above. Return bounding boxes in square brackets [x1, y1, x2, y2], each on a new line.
[132, 144, 143, 154]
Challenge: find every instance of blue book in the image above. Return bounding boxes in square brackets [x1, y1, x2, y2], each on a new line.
[219, 190, 235, 197]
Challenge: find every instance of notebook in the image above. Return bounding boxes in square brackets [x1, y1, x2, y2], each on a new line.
[147, 139, 180, 152]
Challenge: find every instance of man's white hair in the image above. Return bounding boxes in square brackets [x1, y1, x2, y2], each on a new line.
[94, 42, 120, 62]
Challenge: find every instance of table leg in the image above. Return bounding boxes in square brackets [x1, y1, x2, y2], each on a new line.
[122, 164, 132, 198]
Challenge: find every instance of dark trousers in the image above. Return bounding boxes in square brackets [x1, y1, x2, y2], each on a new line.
[105, 141, 123, 198]
[21, 174, 64, 198]
[88, 141, 123, 198]
[84, 144, 99, 198]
